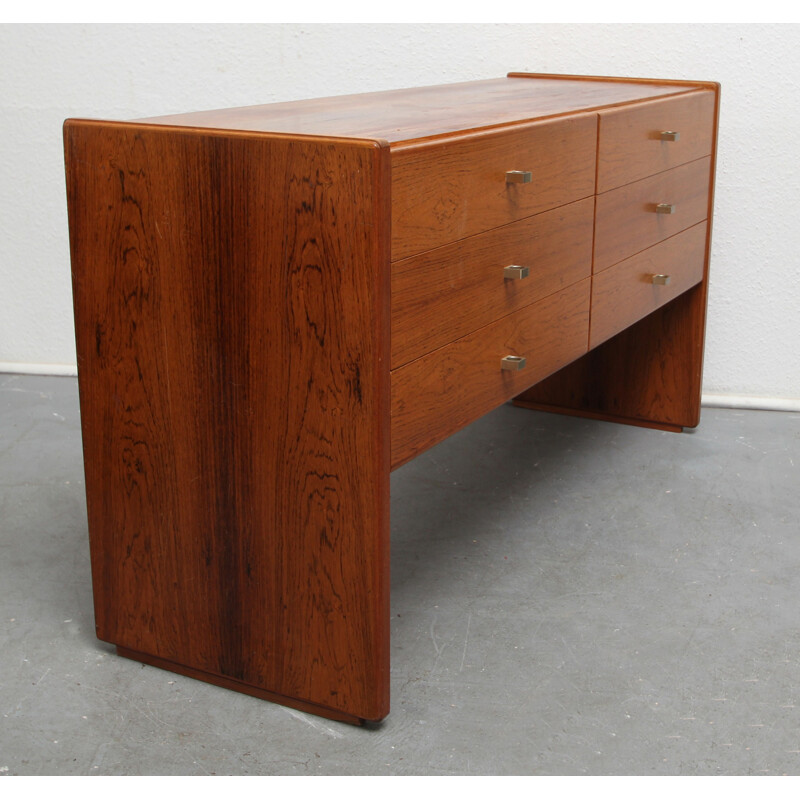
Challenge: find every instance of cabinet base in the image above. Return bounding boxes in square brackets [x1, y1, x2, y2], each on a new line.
[115, 646, 368, 727]
[512, 399, 685, 433]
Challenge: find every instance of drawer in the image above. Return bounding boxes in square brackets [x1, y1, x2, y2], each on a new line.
[594, 157, 711, 272]
[590, 222, 707, 349]
[391, 114, 597, 261]
[597, 90, 715, 192]
[391, 278, 590, 469]
[391, 197, 594, 368]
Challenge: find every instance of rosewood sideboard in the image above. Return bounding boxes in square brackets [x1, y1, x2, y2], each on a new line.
[64, 73, 720, 724]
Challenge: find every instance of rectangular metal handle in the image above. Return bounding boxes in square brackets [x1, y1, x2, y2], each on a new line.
[651, 274, 671, 286]
[506, 170, 532, 184]
[501, 355, 526, 371]
[656, 203, 676, 214]
[504, 265, 530, 280]
[660, 131, 680, 142]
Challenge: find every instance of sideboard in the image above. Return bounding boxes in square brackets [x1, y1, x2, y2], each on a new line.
[64, 73, 720, 724]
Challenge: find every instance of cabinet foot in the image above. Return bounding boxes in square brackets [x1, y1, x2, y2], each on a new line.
[116, 646, 372, 726]
[511, 399, 685, 433]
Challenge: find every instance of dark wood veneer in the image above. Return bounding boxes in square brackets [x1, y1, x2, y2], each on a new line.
[65, 122, 391, 722]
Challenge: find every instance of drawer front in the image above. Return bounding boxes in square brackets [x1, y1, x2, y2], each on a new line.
[392, 197, 594, 368]
[597, 90, 715, 192]
[391, 278, 590, 469]
[590, 222, 707, 349]
[391, 114, 597, 261]
[594, 157, 711, 272]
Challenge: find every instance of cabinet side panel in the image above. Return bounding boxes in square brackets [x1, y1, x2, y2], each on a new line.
[64, 122, 390, 721]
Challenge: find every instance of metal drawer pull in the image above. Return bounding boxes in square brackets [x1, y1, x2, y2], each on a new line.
[504, 265, 530, 280]
[506, 170, 532, 184]
[651, 274, 671, 286]
[656, 203, 676, 214]
[501, 355, 527, 371]
[660, 130, 680, 142]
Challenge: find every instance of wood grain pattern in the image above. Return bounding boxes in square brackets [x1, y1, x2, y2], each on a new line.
[64, 120, 391, 722]
[391, 279, 590, 469]
[594, 157, 711, 272]
[590, 222, 707, 348]
[138, 76, 693, 144]
[391, 114, 597, 260]
[391, 198, 594, 368]
[597, 90, 715, 192]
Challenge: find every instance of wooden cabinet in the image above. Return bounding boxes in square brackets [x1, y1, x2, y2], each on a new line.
[64, 73, 719, 724]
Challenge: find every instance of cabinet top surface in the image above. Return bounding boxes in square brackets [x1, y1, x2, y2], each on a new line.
[134, 75, 710, 145]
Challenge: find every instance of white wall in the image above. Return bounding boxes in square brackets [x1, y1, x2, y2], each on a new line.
[2, 23, 799, 400]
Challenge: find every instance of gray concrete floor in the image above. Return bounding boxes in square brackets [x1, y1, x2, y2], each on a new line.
[2, 373, 800, 775]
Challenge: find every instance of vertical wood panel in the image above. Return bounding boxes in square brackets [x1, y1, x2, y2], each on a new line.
[65, 121, 391, 721]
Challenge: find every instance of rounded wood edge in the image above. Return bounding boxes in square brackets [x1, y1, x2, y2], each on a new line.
[63, 117, 390, 150]
[507, 72, 719, 92]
